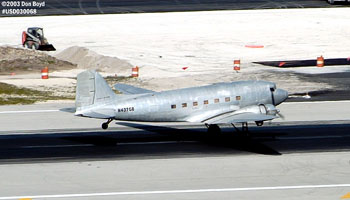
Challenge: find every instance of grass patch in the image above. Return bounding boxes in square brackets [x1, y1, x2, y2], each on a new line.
[0, 82, 47, 96]
[0, 82, 73, 105]
[105, 75, 134, 82]
[0, 97, 36, 105]
[47, 60, 56, 64]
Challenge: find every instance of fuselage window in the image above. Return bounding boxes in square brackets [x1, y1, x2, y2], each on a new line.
[193, 102, 198, 106]
[171, 104, 176, 109]
[236, 96, 241, 101]
[214, 98, 219, 103]
[204, 100, 208, 105]
[182, 103, 187, 108]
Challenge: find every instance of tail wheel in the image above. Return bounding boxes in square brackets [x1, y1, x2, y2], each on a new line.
[102, 118, 113, 130]
[102, 123, 109, 130]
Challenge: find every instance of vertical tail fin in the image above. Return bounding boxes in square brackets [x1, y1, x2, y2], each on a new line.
[75, 70, 116, 110]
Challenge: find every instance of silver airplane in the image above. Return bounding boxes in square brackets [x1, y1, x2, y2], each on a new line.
[75, 70, 288, 133]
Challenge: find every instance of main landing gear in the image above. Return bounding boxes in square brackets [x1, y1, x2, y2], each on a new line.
[231, 122, 249, 133]
[205, 122, 251, 136]
[102, 118, 113, 130]
[205, 124, 222, 135]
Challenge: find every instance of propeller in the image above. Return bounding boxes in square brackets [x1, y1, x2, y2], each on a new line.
[266, 104, 285, 120]
[270, 87, 276, 106]
[277, 112, 285, 120]
[269, 87, 287, 120]
[275, 108, 285, 120]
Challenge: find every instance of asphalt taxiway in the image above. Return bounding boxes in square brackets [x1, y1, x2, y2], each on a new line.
[0, 101, 350, 199]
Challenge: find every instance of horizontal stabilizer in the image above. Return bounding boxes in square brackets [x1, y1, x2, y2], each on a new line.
[114, 83, 154, 95]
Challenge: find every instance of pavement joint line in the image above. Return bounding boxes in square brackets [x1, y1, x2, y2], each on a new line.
[20, 144, 95, 148]
[284, 100, 350, 104]
[0, 110, 59, 114]
[278, 135, 344, 140]
[18, 141, 199, 149]
[1, 184, 350, 199]
[117, 141, 198, 145]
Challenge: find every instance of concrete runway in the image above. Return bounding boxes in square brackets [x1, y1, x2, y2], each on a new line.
[0, 101, 350, 199]
[1, 0, 347, 16]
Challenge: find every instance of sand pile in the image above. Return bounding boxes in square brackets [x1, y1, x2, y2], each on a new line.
[55, 46, 133, 76]
[0, 46, 76, 75]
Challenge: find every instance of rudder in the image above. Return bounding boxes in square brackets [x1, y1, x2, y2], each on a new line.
[75, 70, 116, 110]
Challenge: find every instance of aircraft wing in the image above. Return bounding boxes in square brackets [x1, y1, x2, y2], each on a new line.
[203, 112, 277, 124]
[114, 83, 154, 95]
[199, 104, 280, 124]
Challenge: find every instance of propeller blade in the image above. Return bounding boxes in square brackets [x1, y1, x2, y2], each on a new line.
[277, 113, 285, 120]
[270, 88, 275, 106]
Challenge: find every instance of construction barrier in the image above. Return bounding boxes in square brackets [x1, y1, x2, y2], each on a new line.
[317, 56, 324, 67]
[132, 66, 139, 77]
[41, 66, 49, 79]
[234, 60, 240, 71]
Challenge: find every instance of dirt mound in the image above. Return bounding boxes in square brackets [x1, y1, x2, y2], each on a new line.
[0, 46, 76, 75]
[55, 46, 133, 76]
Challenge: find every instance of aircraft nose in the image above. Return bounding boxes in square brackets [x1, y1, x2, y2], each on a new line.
[274, 89, 288, 105]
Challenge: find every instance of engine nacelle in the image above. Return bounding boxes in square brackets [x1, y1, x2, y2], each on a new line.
[259, 104, 279, 116]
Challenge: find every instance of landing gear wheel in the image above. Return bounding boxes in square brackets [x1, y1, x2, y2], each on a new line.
[255, 121, 263, 126]
[102, 123, 109, 130]
[101, 118, 113, 130]
[207, 124, 221, 135]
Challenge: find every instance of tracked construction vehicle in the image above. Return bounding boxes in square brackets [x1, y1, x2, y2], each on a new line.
[22, 27, 56, 51]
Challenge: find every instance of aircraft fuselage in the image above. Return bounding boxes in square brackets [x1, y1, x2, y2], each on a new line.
[82, 81, 284, 123]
